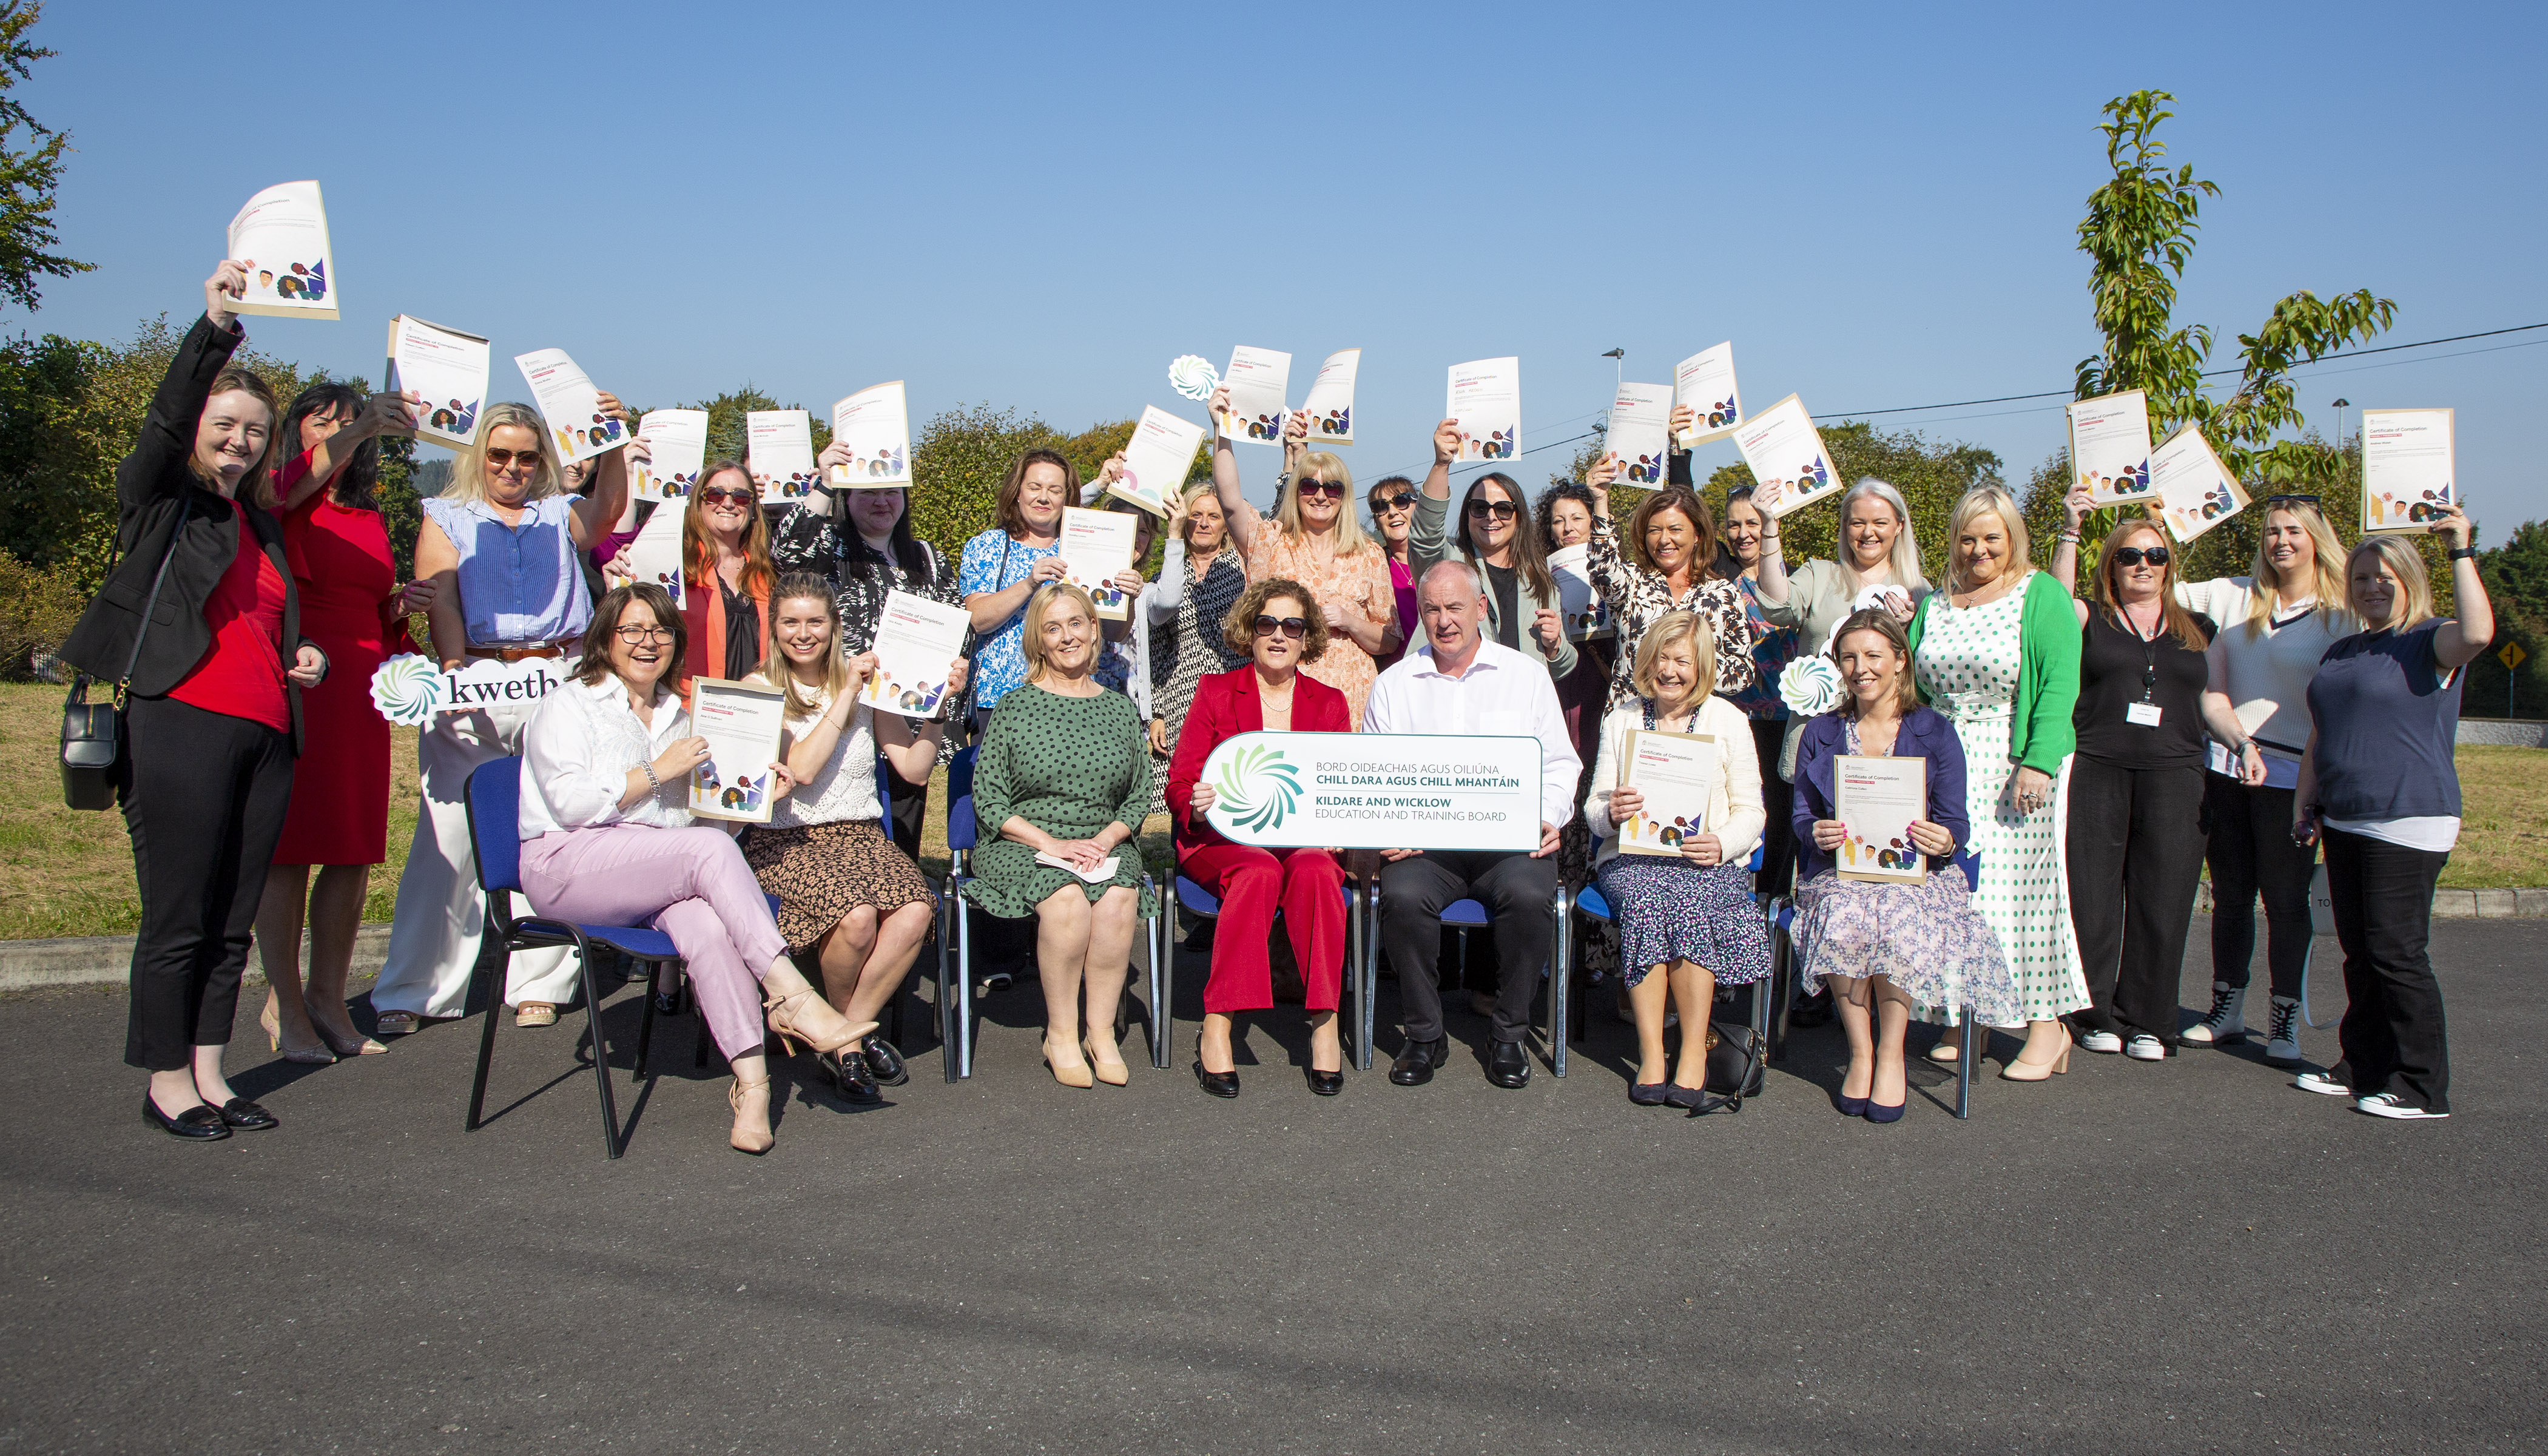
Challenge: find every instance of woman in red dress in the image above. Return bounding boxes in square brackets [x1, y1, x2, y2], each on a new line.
[255, 383, 429, 1061]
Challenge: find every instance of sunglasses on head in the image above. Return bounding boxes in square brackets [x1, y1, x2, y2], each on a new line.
[1293, 478, 1344, 500]
[1372, 491, 1417, 510]
[2263, 493, 2322, 507]
[2112, 545, 2170, 567]
[484, 448, 541, 469]
[1253, 615, 1308, 639]
[1466, 498, 1520, 521]
[698, 486, 755, 507]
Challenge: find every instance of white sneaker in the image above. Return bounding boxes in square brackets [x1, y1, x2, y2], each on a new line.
[2355, 1093, 2448, 1120]
[2263, 997, 2303, 1067]
[2180, 982, 2247, 1045]
[2124, 1034, 2167, 1062]
[2294, 1068, 2353, 1097]
[2078, 1029, 2125, 1054]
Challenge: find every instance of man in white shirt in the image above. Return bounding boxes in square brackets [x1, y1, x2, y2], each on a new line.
[1363, 561, 1580, 1088]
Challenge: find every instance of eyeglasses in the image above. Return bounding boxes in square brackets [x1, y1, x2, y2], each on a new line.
[1466, 499, 1520, 521]
[2263, 493, 2322, 507]
[698, 487, 755, 507]
[484, 448, 541, 469]
[1294, 478, 1344, 500]
[613, 624, 676, 643]
[1253, 615, 1309, 639]
[1372, 492, 1417, 511]
[2112, 545, 2170, 567]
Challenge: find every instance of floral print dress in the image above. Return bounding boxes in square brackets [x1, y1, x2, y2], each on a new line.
[1586, 513, 1754, 710]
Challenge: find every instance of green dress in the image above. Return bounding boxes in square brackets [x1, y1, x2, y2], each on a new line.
[962, 683, 1156, 918]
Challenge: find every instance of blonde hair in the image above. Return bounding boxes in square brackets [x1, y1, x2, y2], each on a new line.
[1834, 477, 1929, 596]
[1021, 583, 1099, 683]
[1274, 451, 1379, 556]
[443, 402, 562, 506]
[1630, 610, 1719, 703]
[1178, 481, 1225, 550]
[1945, 485, 2032, 594]
[2243, 500, 2352, 637]
[756, 573, 854, 719]
[2347, 537, 2435, 633]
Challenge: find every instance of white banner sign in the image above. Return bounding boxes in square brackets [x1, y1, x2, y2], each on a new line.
[1198, 731, 1542, 852]
[369, 653, 577, 726]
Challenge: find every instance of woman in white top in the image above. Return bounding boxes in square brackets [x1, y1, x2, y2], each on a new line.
[1750, 476, 1930, 778]
[1581, 611, 1772, 1108]
[517, 582, 875, 1155]
[2052, 488, 2356, 1065]
[742, 574, 956, 1100]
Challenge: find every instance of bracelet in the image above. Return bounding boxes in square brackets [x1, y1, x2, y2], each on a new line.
[2059, 531, 2081, 543]
[641, 760, 659, 789]
[2448, 545, 2479, 561]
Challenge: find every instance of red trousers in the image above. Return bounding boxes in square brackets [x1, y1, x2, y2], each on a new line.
[1181, 844, 1347, 1014]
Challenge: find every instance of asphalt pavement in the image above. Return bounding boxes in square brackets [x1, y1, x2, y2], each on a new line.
[1, 917, 2538, 1455]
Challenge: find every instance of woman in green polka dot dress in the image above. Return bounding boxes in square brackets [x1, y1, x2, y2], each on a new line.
[962, 584, 1158, 1089]
[1906, 486, 2088, 1079]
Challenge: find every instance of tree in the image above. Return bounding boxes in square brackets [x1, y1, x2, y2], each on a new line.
[2465, 519, 2548, 719]
[0, 2, 87, 313]
[1704, 423, 2006, 585]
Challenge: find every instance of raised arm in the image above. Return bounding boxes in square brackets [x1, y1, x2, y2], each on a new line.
[120, 265, 251, 513]
[566, 391, 634, 550]
[1207, 385, 1264, 555]
[2430, 507, 2495, 667]
[278, 389, 422, 513]
[2047, 483, 2092, 595]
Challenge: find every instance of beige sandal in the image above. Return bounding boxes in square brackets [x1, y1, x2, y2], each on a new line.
[728, 1077, 774, 1155]
[513, 1002, 559, 1028]
[373, 1009, 424, 1037]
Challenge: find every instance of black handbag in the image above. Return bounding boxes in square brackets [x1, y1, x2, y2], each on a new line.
[60, 494, 190, 811]
[1691, 1016, 1766, 1114]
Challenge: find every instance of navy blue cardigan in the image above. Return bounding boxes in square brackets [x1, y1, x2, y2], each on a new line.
[1790, 706, 1975, 884]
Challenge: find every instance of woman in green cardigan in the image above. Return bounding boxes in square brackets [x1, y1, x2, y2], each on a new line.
[1906, 485, 2090, 1080]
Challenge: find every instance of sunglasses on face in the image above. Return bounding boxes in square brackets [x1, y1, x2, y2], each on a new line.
[1294, 478, 1344, 500]
[1371, 492, 1416, 511]
[698, 487, 755, 507]
[2112, 545, 2170, 567]
[484, 448, 541, 470]
[1466, 499, 1520, 521]
[1253, 615, 1309, 639]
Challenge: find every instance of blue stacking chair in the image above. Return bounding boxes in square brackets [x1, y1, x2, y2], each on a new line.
[1566, 844, 1771, 1085]
[1163, 869, 1367, 1063]
[1357, 874, 1574, 1076]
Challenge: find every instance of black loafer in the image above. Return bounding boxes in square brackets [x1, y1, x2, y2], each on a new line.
[1194, 1060, 1240, 1098]
[143, 1097, 229, 1141]
[827, 1051, 882, 1104]
[1486, 1040, 1531, 1089]
[1389, 1037, 1448, 1087]
[217, 1097, 279, 1131]
[1306, 1067, 1343, 1097]
[861, 1034, 909, 1087]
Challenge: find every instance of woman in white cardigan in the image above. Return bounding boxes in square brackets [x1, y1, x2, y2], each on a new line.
[1582, 610, 1772, 1108]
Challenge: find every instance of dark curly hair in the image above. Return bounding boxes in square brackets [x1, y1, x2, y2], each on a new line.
[1219, 576, 1329, 663]
[1535, 480, 1597, 547]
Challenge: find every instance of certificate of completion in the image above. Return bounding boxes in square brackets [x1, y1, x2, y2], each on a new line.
[514, 349, 627, 464]
[2149, 424, 2248, 545]
[618, 501, 684, 592]
[1111, 405, 1207, 516]
[1733, 394, 1843, 519]
[688, 677, 787, 824]
[634, 408, 708, 501]
[1446, 357, 1521, 461]
[746, 409, 818, 504]
[2360, 408, 2455, 534]
[1673, 342, 1742, 447]
[1546, 544, 1609, 640]
[862, 590, 972, 720]
[383, 316, 488, 452]
[1058, 505, 1141, 621]
[829, 382, 911, 487]
[1616, 728, 1718, 858]
[1301, 348, 1360, 445]
[1603, 382, 1674, 485]
[2068, 389, 2154, 507]
[1217, 346, 1292, 445]
[227, 181, 336, 320]
[1835, 754, 1927, 883]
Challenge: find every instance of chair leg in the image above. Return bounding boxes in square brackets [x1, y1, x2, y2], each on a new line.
[1358, 880, 1379, 1071]
[1955, 1009, 1976, 1121]
[1549, 888, 1571, 1077]
[956, 891, 977, 1080]
[464, 937, 505, 1132]
[570, 936, 622, 1160]
[1148, 905, 1168, 1070]
[1344, 884, 1363, 1068]
[633, 960, 659, 1080]
[937, 891, 960, 1083]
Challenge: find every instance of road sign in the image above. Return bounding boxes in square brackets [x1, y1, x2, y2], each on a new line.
[2502, 641, 2528, 670]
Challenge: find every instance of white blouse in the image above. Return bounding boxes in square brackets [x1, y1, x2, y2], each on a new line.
[1580, 694, 1767, 871]
[517, 675, 693, 839]
[762, 681, 884, 830]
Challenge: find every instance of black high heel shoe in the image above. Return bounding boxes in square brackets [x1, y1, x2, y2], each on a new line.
[1306, 1066, 1343, 1097]
[143, 1096, 229, 1141]
[1193, 1060, 1240, 1098]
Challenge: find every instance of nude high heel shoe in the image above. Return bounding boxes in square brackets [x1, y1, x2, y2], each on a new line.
[762, 988, 877, 1059]
[1043, 1039, 1095, 1089]
[2001, 1025, 2072, 1082]
[728, 1077, 774, 1155]
[1083, 1036, 1130, 1087]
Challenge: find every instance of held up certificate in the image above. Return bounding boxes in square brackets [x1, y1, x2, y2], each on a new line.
[2068, 389, 2154, 507]
[1302, 348, 1360, 445]
[1547, 543, 1609, 640]
[829, 382, 910, 487]
[227, 181, 336, 320]
[1674, 342, 1742, 447]
[633, 409, 709, 501]
[747, 410, 818, 504]
[1835, 754, 1927, 884]
[618, 500, 684, 592]
[1058, 505, 1141, 621]
[1446, 357, 1520, 461]
[383, 316, 489, 451]
[514, 349, 627, 463]
[861, 590, 971, 720]
[1733, 394, 1843, 519]
[2149, 424, 2249, 546]
[1217, 346, 1292, 445]
[2361, 408, 2455, 534]
[1603, 382, 1674, 485]
[688, 677, 787, 824]
[1110, 405, 1207, 516]
[1615, 729, 1718, 858]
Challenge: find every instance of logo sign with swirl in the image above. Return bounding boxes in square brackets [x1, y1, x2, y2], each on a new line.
[369, 653, 578, 727]
[1197, 732, 1542, 853]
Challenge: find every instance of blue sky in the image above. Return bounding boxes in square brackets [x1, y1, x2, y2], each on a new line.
[19, 1, 2545, 533]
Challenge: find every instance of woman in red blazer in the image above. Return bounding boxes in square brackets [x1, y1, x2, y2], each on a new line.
[1166, 578, 1353, 1099]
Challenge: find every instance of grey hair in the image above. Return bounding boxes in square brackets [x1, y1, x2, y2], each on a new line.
[1417, 558, 1485, 602]
[1834, 476, 1928, 596]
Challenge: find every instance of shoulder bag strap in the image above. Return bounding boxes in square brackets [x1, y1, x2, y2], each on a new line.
[109, 491, 195, 703]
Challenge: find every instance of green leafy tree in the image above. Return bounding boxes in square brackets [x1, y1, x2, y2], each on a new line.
[0, 2, 86, 313]
[2464, 519, 2548, 718]
[1704, 422, 2005, 585]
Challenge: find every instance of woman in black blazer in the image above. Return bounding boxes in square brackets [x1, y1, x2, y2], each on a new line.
[61, 263, 328, 1141]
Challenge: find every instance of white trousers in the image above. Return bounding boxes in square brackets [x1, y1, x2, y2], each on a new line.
[372, 701, 574, 1019]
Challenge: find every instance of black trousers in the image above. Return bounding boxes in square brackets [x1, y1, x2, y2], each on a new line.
[1380, 849, 1557, 1045]
[2065, 757, 2207, 1044]
[1750, 718, 1797, 899]
[121, 694, 294, 1071]
[2201, 773, 2316, 998]
[2323, 827, 2451, 1113]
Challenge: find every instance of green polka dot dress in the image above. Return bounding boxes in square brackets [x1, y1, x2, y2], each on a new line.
[961, 683, 1157, 918]
[1912, 574, 2089, 1022]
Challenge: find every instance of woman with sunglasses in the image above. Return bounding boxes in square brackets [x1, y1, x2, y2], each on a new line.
[1207, 388, 1397, 726]
[672, 460, 776, 703]
[2062, 520, 2253, 1062]
[1412, 419, 1576, 685]
[1167, 578, 1355, 1098]
[374, 394, 631, 1038]
[2054, 487, 2355, 1066]
[1365, 476, 1421, 668]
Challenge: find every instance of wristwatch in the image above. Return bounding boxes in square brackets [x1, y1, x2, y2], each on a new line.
[2448, 546, 2479, 561]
